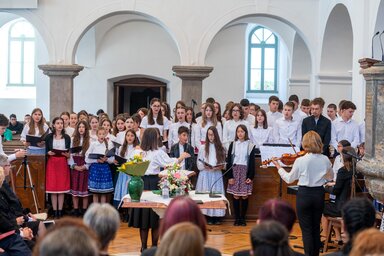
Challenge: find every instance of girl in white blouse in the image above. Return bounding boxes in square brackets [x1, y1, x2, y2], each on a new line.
[222, 103, 251, 149]
[196, 126, 226, 225]
[20, 108, 50, 155]
[195, 103, 223, 149]
[251, 109, 273, 148]
[140, 98, 170, 142]
[168, 106, 189, 150]
[89, 116, 99, 142]
[128, 128, 190, 251]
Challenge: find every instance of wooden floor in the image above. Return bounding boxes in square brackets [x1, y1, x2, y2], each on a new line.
[108, 220, 340, 256]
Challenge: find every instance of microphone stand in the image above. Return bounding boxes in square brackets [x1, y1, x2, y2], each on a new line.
[209, 164, 236, 198]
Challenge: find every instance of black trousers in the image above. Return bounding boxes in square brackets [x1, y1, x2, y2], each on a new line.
[296, 186, 325, 256]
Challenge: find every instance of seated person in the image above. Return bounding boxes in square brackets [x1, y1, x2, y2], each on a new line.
[142, 196, 221, 256]
[234, 199, 303, 256]
[349, 228, 384, 256]
[155, 222, 204, 256]
[0, 166, 33, 255]
[0, 155, 46, 242]
[8, 114, 24, 135]
[326, 197, 376, 256]
[249, 220, 295, 256]
[321, 146, 354, 245]
[83, 203, 120, 256]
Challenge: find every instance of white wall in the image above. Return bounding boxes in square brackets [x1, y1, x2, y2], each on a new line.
[74, 17, 180, 116]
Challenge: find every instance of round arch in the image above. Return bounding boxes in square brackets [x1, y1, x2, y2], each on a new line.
[196, 5, 315, 69]
[0, 10, 54, 62]
[65, 4, 188, 64]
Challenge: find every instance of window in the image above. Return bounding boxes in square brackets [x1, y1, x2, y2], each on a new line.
[247, 26, 278, 93]
[7, 19, 35, 86]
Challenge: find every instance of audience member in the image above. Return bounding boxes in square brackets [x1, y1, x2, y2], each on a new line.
[142, 196, 221, 256]
[8, 114, 24, 135]
[327, 103, 338, 121]
[349, 228, 384, 256]
[327, 197, 376, 256]
[0, 114, 26, 161]
[154, 222, 204, 256]
[250, 220, 295, 256]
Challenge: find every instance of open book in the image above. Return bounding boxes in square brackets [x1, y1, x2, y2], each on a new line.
[198, 159, 225, 169]
[88, 148, 115, 159]
[114, 155, 127, 165]
[69, 146, 82, 154]
[26, 129, 50, 147]
[51, 149, 69, 155]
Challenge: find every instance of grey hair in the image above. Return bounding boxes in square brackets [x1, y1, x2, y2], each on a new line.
[0, 167, 4, 187]
[83, 203, 120, 250]
[39, 226, 99, 256]
[0, 154, 8, 166]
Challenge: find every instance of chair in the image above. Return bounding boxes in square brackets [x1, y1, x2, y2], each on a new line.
[324, 216, 343, 252]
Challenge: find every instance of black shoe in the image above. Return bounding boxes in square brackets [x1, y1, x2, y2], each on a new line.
[140, 246, 147, 252]
[71, 209, 80, 217]
[234, 219, 240, 226]
[58, 210, 63, 218]
[240, 219, 247, 226]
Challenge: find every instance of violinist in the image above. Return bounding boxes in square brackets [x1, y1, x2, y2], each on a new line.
[271, 131, 332, 256]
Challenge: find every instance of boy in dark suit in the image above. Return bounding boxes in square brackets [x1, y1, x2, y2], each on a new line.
[302, 97, 332, 156]
[169, 126, 195, 171]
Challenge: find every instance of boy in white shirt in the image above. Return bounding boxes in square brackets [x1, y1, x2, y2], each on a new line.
[273, 102, 302, 147]
[266, 96, 283, 128]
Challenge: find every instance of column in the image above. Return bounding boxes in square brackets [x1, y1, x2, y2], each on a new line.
[356, 58, 384, 203]
[38, 64, 84, 120]
[172, 65, 214, 107]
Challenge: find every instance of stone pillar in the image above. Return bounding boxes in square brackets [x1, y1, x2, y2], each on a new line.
[357, 58, 384, 202]
[172, 66, 214, 108]
[38, 64, 84, 121]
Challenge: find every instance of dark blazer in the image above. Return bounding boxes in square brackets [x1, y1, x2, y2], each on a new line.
[301, 114, 331, 156]
[226, 141, 256, 180]
[45, 133, 71, 154]
[169, 142, 195, 171]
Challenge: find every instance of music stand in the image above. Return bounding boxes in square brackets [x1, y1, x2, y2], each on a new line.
[15, 156, 40, 213]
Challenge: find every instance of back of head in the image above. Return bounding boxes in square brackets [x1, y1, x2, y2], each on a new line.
[155, 222, 204, 256]
[250, 221, 293, 256]
[350, 228, 384, 256]
[258, 199, 296, 232]
[38, 226, 99, 256]
[83, 203, 120, 250]
[160, 196, 207, 241]
[342, 197, 376, 253]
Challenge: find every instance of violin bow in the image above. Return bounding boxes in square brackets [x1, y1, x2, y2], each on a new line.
[288, 138, 297, 154]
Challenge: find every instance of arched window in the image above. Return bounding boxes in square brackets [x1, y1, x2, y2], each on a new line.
[247, 26, 278, 93]
[8, 19, 35, 86]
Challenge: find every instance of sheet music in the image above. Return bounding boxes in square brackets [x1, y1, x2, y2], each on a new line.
[260, 145, 300, 167]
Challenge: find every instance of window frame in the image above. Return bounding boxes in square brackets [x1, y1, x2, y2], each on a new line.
[7, 19, 36, 87]
[247, 26, 278, 93]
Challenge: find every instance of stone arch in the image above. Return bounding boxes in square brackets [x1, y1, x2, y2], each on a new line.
[0, 10, 54, 62]
[197, 5, 315, 69]
[66, 4, 187, 64]
[320, 3, 353, 73]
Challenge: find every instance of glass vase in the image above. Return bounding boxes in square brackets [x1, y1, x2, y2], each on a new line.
[128, 176, 144, 202]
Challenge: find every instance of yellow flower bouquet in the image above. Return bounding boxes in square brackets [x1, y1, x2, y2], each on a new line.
[117, 154, 150, 176]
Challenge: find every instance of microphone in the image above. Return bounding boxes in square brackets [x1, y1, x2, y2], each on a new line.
[380, 31, 384, 61]
[342, 149, 362, 161]
[372, 31, 380, 59]
[191, 99, 197, 105]
[209, 164, 236, 198]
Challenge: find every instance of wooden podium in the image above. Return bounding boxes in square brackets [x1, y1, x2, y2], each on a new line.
[10, 155, 46, 212]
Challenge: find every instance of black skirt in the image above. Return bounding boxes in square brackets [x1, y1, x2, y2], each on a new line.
[128, 175, 160, 229]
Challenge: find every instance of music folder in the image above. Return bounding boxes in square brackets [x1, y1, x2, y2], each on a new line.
[51, 149, 69, 155]
[69, 146, 82, 154]
[111, 140, 122, 149]
[26, 129, 50, 147]
[88, 148, 115, 159]
[198, 159, 225, 169]
[115, 155, 127, 165]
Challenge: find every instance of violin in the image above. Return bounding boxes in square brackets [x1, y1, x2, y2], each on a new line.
[261, 150, 306, 167]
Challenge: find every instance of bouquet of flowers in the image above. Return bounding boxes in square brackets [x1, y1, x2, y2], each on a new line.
[117, 154, 149, 176]
[159, 163, 193, 197]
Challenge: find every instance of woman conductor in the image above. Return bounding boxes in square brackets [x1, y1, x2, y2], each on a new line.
[272, 131, 332, 256]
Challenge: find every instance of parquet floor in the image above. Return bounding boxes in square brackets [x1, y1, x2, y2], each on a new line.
[108, 220, 340, 256]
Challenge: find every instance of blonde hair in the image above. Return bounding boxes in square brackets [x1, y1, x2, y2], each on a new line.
[155, 222, 204, 256]
[301, 131, 323, 154]
[350, 228, 384, 256]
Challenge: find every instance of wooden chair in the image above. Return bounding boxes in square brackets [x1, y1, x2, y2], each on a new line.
[324, 216, 343, 252]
